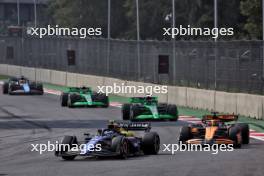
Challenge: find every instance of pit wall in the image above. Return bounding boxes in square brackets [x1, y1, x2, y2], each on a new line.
[0, 64, 263, 120]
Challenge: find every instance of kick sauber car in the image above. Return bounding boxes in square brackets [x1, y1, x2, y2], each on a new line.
[2, 76, 44, 95]
[60, 87, 109, 108]
[55, 121, 160, 160]
[179, 113, 249, 148]
[122, 96, 178, 121]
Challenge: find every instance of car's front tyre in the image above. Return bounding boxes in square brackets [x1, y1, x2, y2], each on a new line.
[167, 104, 178, 121]
[178, 126, 192, 143]
[122, 103, 131, 120]
[61, 93, 69, 106]
[235, 123, 249, 144]
[142, 132, 160, 155]
[56, 135, 78, 161]
[111, 136, 129, 159]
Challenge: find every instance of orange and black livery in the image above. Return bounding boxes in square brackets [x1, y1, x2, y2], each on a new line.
[179, 112, 249, 148]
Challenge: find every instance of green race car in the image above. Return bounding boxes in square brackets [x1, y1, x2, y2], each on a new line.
[122, 97, 178, 121]
[60, 87, 109, 108]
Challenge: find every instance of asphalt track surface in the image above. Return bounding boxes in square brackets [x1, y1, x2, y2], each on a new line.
[0, 93, 264, 176]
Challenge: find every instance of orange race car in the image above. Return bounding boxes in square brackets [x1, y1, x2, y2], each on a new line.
[178, 112, 249, 148]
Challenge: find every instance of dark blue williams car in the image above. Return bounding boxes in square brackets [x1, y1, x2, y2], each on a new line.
[55, 121, 160, 160]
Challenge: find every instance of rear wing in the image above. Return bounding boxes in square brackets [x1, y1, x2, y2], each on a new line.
[130, 97, 158, 104]
[202, 114, 238, 122]
[117, 122, 151, 131]
[9, 77, 29, 83]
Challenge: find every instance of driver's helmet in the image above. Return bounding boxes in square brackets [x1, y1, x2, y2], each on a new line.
[107, 120, 120, 132]
[146, 95, 153, 104]
[80, 86, 87, 93]
[19, 76, 26, 84]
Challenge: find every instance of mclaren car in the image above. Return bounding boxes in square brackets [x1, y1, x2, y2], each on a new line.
[178, 112, 249, 148]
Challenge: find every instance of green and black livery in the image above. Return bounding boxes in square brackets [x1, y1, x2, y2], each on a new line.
[61, 87, 109, 108]
[122, 97, 178, 121]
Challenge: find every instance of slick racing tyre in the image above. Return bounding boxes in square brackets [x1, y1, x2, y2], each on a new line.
[235, 123, 249, 144]
[68, 94, 79, 108]
[111, 136, 129, 159]
[167, 104, 178, 121]
[179, 126, 192, 143]
[229, 126, 241, 148]
[101, 94, 109, 108]
[58, 135, 78, 160]
[8, 84, 16, 95]
[2, 82, 9, 94]
[61, 93, 69, 107]
[122, 104, 131, 120]
[142, 132, 160, 155]
[92, 93, 109, 107]
[36, 83, 44, 95]
[129, 105, 140, 121]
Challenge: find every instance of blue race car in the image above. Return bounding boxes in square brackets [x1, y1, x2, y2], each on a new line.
[55, 121, 160, 160]
[2, 76, 44, 95]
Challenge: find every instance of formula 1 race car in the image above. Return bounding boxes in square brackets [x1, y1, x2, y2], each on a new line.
[60, 87, 109, 108]
[55, 121, 160, 160]
[178, 112, 249, 148]
[122, 96, 178, 121]
[2, 76, 44, 95]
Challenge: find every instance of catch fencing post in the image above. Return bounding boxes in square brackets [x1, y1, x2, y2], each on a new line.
[213, 0, 218, 111]
[136, 0, 141, 80]
[172, 0, 176, 85]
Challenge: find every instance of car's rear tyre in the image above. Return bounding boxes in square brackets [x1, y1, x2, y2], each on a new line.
[235, 123, 249, 144]
[2, 82, 9, 94]
[101, 94, 109, 108]
[142, 132, 160, 155]
[58, 135, 78, 160]
[229, 126, 241, 148]
[122, 104, 131, 120]
[36, 83, 44, 95]
[167, 104, 178, 121]
[111, 136, 129, 159]
[61, 93, 69, 107]
[179, 126, 192, 143]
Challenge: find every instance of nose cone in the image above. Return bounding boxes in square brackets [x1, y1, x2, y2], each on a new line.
[205, 127, 218, 141]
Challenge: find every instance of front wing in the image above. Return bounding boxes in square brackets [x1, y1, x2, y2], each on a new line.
[134, 114, 177, 121]
[186, 138, 234, 145]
